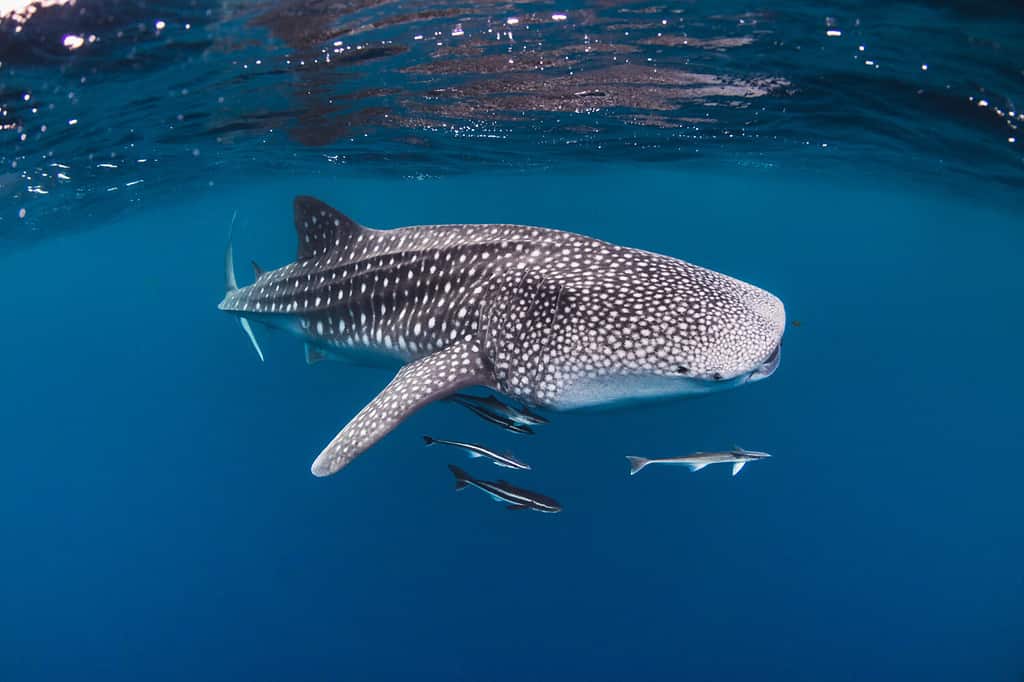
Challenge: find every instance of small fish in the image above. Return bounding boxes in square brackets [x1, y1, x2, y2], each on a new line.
[448, 464, 562, 513]
[626, 447, 771, 477]
[450, 393, 549, 426]
[423, 436, 531, 471]
[447, 397, 535, 435]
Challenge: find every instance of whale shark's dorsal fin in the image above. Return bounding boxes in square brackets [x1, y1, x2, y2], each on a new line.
[310, 341, 494, 477]
[294, 195, 369, 262]
[251, 260, 264, 278]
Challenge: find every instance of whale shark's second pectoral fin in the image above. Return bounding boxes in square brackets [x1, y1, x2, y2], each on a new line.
[310, 341, 493, 477]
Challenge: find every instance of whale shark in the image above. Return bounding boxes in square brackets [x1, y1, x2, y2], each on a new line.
[218, 196, 785, 477]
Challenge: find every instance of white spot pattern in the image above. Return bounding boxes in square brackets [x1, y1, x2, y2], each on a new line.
[219, 197, 786, 475]
[310, 341, 489, 476]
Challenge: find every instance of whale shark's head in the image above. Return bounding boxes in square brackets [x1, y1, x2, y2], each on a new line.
[656, 270, 786, 390]
[548, 261, 786, 411]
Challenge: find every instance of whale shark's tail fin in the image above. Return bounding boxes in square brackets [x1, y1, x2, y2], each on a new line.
[238, 318, 265, 362]
[224, 211, 265, 363]
[225, 210, 239, 292]
[626, 456, 651, 476]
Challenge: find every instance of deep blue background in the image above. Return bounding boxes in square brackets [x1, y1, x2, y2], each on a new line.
[2, 168, 1022, 680]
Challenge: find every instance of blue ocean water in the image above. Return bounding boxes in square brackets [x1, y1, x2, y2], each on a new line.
[2, 2, 1023, 681]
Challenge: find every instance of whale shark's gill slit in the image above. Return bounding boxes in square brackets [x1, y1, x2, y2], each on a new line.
[523, 274, 546, 321]
[480, 287, 498, 358]
[529, 280, 564, 391]
[550, 281, 565, 335]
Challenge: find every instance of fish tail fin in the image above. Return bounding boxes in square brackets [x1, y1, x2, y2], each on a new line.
[626, 456, 651, 476]
[239, 317, 265, 363]
[448, 463, 470, 491]
[423, 436, 435, 446]
[223, 211, 264, 363]
[225, 210, 239, 293]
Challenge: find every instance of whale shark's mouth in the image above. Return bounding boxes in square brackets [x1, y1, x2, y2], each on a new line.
[747, 342, 781, 383]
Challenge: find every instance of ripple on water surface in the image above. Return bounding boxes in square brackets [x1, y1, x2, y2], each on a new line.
[1, 0, 1022, 242]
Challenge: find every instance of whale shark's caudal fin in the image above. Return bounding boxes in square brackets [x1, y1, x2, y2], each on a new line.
[224, 211, 265, 363]
[238, 318, 265, 363]
[225, 210, 239, 292]
[310, 341, 494, 477]
[626, 456, 651, 476]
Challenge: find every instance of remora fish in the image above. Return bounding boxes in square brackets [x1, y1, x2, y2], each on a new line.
[447, 395, 539, 434]
[217, 196, 785, 477]
[423, 436, 531, 471]
[448, 399, 535, 434]
[450, 392, 549, 426]
[626, 447, 771, 477]
[448, 464, 561, 512]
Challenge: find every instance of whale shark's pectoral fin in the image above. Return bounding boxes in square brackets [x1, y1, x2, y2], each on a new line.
[310, 341, 493, 477]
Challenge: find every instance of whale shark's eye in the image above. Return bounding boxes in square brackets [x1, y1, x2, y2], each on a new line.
[675, 366, 689, 375]
[712, 372, 723, 381]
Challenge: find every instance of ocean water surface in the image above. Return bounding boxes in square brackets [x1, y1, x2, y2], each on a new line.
[2, 2, 1022, 681]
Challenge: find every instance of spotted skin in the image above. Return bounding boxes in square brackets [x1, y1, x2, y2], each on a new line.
[219, 196, 786, 476]
[313, 341, 490, 475]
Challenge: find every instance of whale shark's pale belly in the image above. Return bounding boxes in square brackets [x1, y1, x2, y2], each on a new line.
[547, 371, 749, 411]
